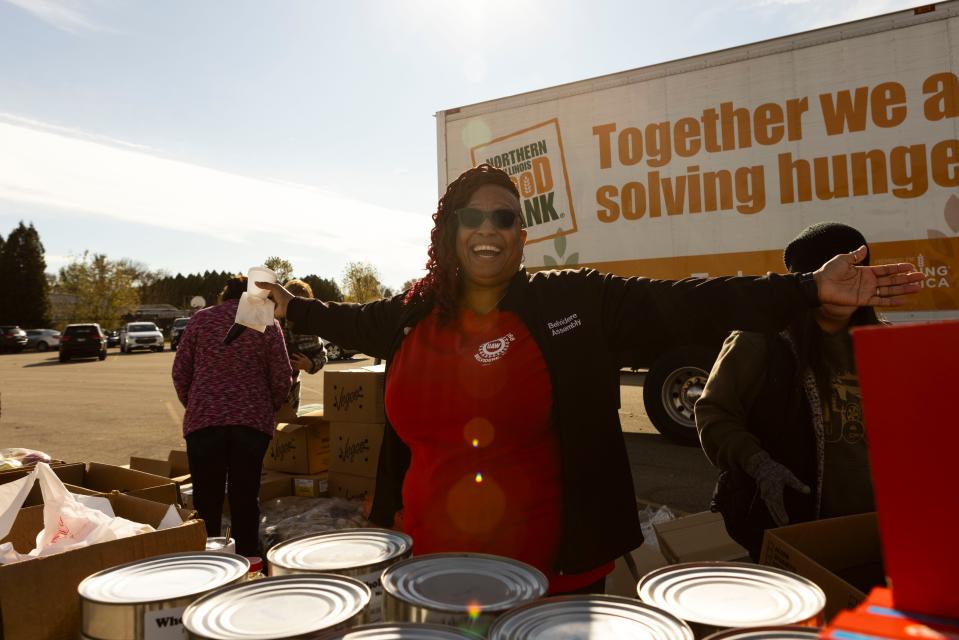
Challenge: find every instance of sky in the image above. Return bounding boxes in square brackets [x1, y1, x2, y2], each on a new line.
[0, 0, 923, 290]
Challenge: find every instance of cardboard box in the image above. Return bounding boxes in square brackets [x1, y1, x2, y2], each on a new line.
[264, 421, 331, 474]
[323, 366, 385, 423]
[0, 492, 206, 640]
[129, 449, 190, 481]
[293, 473, 329, 497]
[330, 422, 384, 477]
[258, 470, 294, 501]
[179, 470, 294, 512]
[607, 544, 669, 598]
[760, 512, 885, 621]
[653, 511, 750, 564]
[329, 471, 376, 501]
[0, 462, 179, 508]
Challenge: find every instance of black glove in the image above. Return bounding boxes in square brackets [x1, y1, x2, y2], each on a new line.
[743, 450, 811, 526]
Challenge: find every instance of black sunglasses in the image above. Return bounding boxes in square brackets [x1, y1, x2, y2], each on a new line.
[454, 207, 521, 229]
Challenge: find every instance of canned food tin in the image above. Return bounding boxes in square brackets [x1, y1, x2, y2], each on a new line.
[268, 529, 412, 622]
[78, 551, 249, 640]
[380, 553, 548, 637]
[313, 622, 479, 639]
[206, 537, 236, 554]
[702, 626, 821, 639]
[637, 562, 826, 638]
[488, 594, 695, 639]
[183, 574, 371, 639]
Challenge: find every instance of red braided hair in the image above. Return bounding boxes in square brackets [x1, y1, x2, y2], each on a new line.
[405, 164, 520, 323]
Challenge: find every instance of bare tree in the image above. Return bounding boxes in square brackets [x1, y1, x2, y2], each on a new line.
[342, 261, 383, 303]
[264, 256, 294, 284]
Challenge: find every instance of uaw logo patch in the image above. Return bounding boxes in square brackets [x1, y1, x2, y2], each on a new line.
[469, 118, 577, 246]
[474, 333, 516, 365]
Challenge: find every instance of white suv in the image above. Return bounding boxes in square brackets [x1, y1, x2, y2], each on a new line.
[120, 322, 164, 353]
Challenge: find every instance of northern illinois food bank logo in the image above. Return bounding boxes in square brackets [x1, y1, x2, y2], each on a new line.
[470, 119, 577, 245]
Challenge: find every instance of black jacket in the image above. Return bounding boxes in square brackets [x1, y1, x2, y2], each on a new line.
[287, 267, 816, 573]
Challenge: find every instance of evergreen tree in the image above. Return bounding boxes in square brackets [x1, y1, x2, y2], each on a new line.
[0, 222, 49, 326]
[301, 274, 343, 302]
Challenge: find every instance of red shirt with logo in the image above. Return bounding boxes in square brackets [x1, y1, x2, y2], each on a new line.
[385, 307, 611, 593]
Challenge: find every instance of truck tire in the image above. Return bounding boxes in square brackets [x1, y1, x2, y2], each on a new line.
[643, 346, 717, 446]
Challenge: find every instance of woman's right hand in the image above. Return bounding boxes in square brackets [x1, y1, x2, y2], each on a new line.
[255, 281, 294, 318]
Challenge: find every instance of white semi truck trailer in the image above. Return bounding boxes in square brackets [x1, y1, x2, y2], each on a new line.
[436, 2, 959, 444]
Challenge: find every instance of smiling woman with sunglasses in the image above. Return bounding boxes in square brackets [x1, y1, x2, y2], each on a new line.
[256, 163, 921, 596]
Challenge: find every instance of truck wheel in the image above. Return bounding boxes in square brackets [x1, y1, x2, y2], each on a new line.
[643, 346, 717, 446]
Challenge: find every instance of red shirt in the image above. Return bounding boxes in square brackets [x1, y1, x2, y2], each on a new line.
[386, 307, 611, 593]
[172, 299, 292, 438]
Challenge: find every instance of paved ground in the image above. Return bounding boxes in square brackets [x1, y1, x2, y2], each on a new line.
[0, 347, 717, 513]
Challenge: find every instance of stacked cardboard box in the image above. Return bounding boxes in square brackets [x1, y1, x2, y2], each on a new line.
[324, 365, 386, 501]
[262, 408, 331, 498]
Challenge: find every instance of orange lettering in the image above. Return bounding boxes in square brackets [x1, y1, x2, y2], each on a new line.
[592, 123, 617, 169]
[923, 72, 959, 121]
[820, 87, 869, 135]
[871, 82, 907, 128]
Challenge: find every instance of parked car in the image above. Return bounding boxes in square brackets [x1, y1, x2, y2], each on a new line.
[120, 322, 164, 353]
[25, 328, 61, 352]
[169, 317, 190, 351]
[59, 323, 107, 362]
[321, 338, 360, 361]
[105, 330, 120, 348]
[0, 326, 29, 353]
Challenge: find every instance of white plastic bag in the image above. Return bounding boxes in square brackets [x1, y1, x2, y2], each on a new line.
[0, 463, 154, 564]
[638, 504, 676, 551]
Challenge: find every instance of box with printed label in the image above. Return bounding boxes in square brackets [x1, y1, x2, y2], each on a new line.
[264, 421, 331, 474]
[329, 471, 376, 501]
[293, 473, 329, 497]
[330, 422, 384, 477]
[322, 365, 385, 423]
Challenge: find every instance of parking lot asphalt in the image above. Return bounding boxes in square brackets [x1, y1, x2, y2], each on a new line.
[0, 347, 717, 513]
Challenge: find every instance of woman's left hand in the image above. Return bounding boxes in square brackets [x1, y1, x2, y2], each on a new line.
[813, 246, 924, 307]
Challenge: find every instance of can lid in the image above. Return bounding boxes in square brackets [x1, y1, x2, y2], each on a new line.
[78, 552, 249, 604]
[381, 553, 548, 614]
[702, 626, 821, 639]
[183, 574, 371, 639]
[267, 528, 412, 575]
[637, 562, 826, 629]
[313, 622, 479, 639]
[488, 595, 695, 639]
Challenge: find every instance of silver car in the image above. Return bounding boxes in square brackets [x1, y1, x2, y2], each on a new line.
[25, 328, 61, 352]
[119, 322, 164, 353]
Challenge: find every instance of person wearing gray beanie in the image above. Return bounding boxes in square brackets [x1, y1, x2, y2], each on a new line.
[696, 221, 884, 559]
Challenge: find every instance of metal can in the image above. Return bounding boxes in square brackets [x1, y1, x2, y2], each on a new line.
[206, 537, 236, 554]
[380, 552, 548, 637]
[78, 551, 249, 640]
[488, 594, 695, 639]
[183, 574, 371, 639]
[702, 626, 822, 639]
[637, 562, 826, 638]
[313, 622, 480, 639]
[268, 528, 412, 622]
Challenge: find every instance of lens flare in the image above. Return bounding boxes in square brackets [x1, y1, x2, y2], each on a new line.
[474, 472, 483, 483]
[463, 417, 495, 447]
[467, 601, 482, 620]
